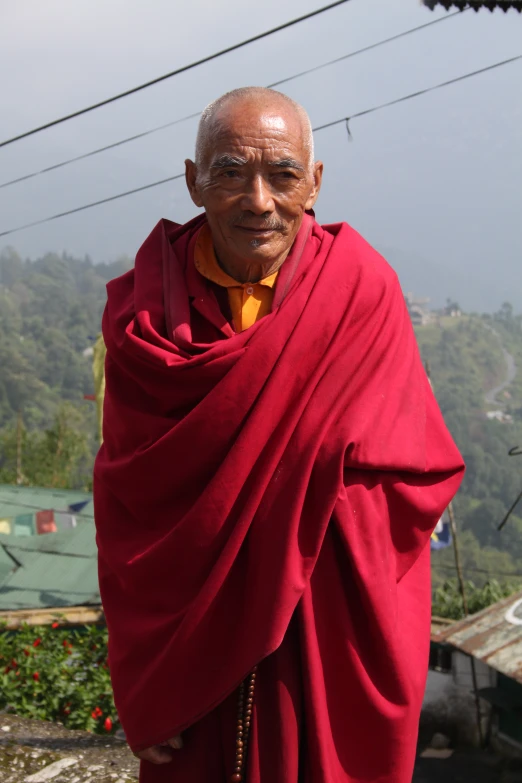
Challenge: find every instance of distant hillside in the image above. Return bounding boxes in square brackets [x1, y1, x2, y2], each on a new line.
[414, 307, 522, 588]
[0, 247, 521, 587]
[379, 245, 522, 314]
[0, 247, 131, 431]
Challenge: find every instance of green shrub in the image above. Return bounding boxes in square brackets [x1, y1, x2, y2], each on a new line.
[432, 578, 518, 620]
[0, 622, 117, 734]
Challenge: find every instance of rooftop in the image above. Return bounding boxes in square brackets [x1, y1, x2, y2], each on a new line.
[0, 522, 99, 612]
[423, 1, 522, 10]
[433, 590, 522, 684]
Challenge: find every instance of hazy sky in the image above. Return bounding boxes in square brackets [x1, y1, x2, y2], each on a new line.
[1, 0, 521, 311]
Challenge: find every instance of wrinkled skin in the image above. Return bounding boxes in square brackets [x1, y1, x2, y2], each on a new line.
[185, 97, 323, 283]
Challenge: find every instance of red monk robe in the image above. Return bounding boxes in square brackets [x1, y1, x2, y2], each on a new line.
[94, 213, 464, 783]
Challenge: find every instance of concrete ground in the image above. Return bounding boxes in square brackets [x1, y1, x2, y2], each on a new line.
[413, 749, 522, 783]
[0, 714, 138, 783]
[2, 712, 522, 782]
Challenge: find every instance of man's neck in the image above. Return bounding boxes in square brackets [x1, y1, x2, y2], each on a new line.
[214, 250, 289, 284]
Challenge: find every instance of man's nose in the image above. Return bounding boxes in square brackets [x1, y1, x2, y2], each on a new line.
[240, 175, 275, 215]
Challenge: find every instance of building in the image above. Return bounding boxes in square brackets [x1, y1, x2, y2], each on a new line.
[405, 292, 432, 326]
[0, 521, 99, 614]
[486, 410, 513, 424]
[429, 592, 522, 752]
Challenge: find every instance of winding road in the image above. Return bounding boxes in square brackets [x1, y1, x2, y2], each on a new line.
[483, 325, 517, 406]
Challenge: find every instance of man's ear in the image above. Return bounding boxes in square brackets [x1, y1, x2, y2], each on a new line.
[185, 159, 204, 208]
[305, 161, 324, 211]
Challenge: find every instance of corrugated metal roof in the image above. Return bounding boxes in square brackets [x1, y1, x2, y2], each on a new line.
[423, 1, 522, 10]
[433, 590, 522, 684]
[0, 484, 93, 521]
[0, 522, 99, 611]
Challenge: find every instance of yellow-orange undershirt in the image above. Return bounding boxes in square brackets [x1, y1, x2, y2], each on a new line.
[194, 224, 278, 333]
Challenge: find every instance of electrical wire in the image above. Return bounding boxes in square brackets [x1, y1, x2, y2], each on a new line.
[0, 9, 465, 191]
[1, 53, 519, 240]
[312, 53, 522, 132]
[0, 0, 353, 149]
[0, 174, 185, 237]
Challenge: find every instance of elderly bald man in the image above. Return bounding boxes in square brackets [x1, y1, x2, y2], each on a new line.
[94, 87, 464, 783]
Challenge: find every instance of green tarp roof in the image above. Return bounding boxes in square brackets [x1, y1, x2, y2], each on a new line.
[0, 486, 99, 612]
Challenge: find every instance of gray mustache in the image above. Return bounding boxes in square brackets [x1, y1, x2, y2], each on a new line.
[233, 215, 285, 231]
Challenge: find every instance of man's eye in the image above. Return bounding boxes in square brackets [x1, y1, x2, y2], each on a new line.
[277, 171, 296, 179]
[222, 170, 239, 178]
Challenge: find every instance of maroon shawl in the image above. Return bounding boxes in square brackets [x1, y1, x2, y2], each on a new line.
[94, 214, 464, 782]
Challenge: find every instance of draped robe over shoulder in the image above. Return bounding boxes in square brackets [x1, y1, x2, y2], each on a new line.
[94, 214, 464, 783]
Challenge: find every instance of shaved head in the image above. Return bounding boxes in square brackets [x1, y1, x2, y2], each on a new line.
[195, 87, 314, 170]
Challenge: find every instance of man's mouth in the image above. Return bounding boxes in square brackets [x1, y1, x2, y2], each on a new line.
[234, 226, 279, 235]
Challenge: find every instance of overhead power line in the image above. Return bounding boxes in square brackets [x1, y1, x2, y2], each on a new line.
[0, 9, 465, 190]
[312, 53, 522, 133]
[0, 0, 353, 150]
[0, 174, 185, 237]
[1, 53, 519, 240]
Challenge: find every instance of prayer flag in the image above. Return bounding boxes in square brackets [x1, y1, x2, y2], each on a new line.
[431, 510, 452, 550]
[0, 518, 11, 535]
[35, 509, 57, 535]
[14, 513, 35, 536]
[55, 511, 77, 530]
[68, 500, 90, 514]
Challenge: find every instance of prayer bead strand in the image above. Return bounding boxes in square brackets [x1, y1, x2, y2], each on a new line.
[231, 667, 257, 783]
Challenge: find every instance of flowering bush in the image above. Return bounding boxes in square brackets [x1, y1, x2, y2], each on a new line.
[0, 622, 118, 735]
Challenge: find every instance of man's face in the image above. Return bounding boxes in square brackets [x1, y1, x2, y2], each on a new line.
[185, 101, 323, 277]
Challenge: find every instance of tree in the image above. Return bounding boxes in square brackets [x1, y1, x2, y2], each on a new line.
[0, 405, 90, 489]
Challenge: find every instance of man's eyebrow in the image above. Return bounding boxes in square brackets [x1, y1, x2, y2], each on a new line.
[268, 158, 306, 173]
[210, 154, 248, 169]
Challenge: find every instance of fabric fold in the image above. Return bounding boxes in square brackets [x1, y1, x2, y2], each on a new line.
[94, 215, 463, 781]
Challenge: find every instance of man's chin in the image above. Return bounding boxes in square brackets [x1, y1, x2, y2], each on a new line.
[231, 238, 285, 260]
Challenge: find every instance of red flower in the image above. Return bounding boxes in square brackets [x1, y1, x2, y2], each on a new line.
[33, 672, 40, 681]
[104, 717, 113, 732]
[23, 649, 30, 657]
[62, 640, 69, 648]
[91, 706, 103, 719]
[33, 638, 42, 648]
[4, 666, 10, 674]
[63, 708, 70, 715]
[11, 659, 17, 668]
[52, 622, 59, 629]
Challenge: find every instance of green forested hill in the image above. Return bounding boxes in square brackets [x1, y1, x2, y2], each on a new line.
[414, 308, 522, 588]
[0, 247, 131, 429]
[1, 247, 521, 590]
[0, 247, 131, 488]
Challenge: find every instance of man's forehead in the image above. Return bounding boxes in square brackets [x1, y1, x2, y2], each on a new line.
[206, 122, 305, 164]
[208, 101, 304, 141]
